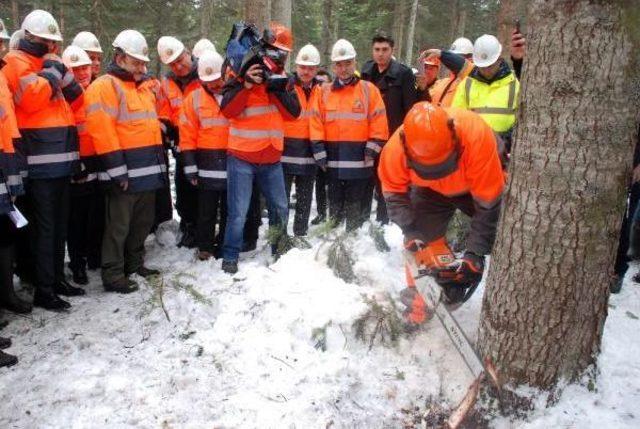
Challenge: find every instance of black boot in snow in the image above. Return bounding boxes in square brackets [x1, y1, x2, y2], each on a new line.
[0, 350, 17, 367]
[0, 336, 11, 349]
[33, 289, 71, 312]
[0, 245, 32, 314]
[222, 260, 238, 274]
[71, 265, 89, 285]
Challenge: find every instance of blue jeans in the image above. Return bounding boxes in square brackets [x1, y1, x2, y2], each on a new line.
[222, 155, 289, 262]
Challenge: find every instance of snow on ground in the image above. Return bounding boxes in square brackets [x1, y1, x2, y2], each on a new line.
[0, 215, 639, 428]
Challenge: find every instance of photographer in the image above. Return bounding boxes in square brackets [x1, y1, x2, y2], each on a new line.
[220, 23, 301, 274]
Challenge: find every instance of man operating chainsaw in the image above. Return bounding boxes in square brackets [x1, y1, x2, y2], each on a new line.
[378, 102, 505, 324]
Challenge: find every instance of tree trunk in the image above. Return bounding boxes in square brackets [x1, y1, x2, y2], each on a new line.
[478, 0, 640, 390]
[496, 0, 525, 58]
[320, 0, 333, 64]
[449, 0, 467, 43]
[200, 0, 214, 39]
[11, 0, 19, 28]
[404, 0, 419, 65]
[271, 0, 291, 28]
[392, 0, 407, 61]
[58, 0, 65, 36]
[90, 0, 104, 39]
[244, 0, 271, 31]
[449, 0, 459, 42]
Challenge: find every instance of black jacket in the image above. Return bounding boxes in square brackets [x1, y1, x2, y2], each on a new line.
[361, 59, 417, 134]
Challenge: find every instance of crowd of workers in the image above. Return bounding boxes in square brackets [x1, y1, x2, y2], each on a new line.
[0, 8, 635, 369]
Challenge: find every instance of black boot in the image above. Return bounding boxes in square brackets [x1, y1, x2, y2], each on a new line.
[33, 288, 71, 312]
[131, 266, 160, 278]
[222, 260, 238, 274]
[177, 223, 197, 248]
[0, 245, 32, 314]
[241, 240, 257, 252]
[71, 265, 89, 285]
[104, 277, 139, 294]
[0, 350, 17, 367]
[0, 336, 11, 349]
[55, 279, 86, 296]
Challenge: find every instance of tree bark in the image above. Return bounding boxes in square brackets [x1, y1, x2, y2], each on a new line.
[271, 0, 291, 28]
[496, 0, 526, 58]
[392, 0, 407, 61]
[244, 0, 271, 31]
[320, 0, 333, 64]
[200, 0, 215, 39]
[11, 0, 19, 29]
[449, 0, 467, 43]
[404, 0, 419, 65]
[478, 0, 640, 390]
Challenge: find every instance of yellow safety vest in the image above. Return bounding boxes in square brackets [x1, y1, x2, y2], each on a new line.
[452, 72, 519, 134]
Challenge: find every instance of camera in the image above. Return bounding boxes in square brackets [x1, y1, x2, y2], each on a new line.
[239, 29, 288, 83]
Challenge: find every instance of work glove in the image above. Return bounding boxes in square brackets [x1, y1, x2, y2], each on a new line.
[456, 251, 484, 285]
[39, 59, 67, 93]
[436, 251, 484, 305]
[61, 73, 83, 104]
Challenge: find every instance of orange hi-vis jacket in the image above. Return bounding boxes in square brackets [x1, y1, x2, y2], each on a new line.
[158, 71, 200, 126]
[85, 71, 167, 193]
[0, 68, 24, 202]
[70, 98, 99, 186]
[282, 82, 321, 176]
[179, 87, 229, 190]
[226, 84, 287, 154]
[429, 59, 473, 107]
[309, 78, 389, 180]
[379, 108, 504, 254]
[2, 49, 79, 179]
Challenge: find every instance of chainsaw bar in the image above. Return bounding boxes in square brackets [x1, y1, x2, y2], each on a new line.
[404, 251, 485, 378]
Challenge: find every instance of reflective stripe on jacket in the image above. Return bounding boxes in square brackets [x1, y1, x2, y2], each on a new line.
[2, 49, 79, 179]
[0, 70, 24, 199]
[85, 74, 166, 193]
[429, 59, 474, 107]
[451, 69, 520, 133]
[379, 108, 505, 255]
[309, 79, 389, 180]
[282, 84, 320, 176]
[226, 84, 286, 154]
[158, 75, 200, 126]
[179, 87, 229, 190]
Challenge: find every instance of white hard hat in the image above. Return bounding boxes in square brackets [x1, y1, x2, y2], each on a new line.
[450, 37, 473, 56]
[112, 29, 150, 62]
[473, 34, 502, 67]
[192, 38, 217, 59]
[331, 39, 356, 62]
[72, 31, 103, 53]
[197, 50, 224, 82]
[21, 9, 63, 42]
[9, 29, 23, 50]
[0, 18, 9, 40]
[157, 36, 185, 65]
[295, 44, 321, 66]
[62, 45, 92, 69]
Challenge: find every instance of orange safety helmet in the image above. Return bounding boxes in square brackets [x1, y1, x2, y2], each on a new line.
[402, 102, 454, 165]
[265, 22, 293, 52]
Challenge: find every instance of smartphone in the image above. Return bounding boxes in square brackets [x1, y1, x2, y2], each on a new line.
[514, 18, 521, 33]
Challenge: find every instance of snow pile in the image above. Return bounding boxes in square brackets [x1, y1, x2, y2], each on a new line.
[497, 267, 640, 429]
[0, 222, 477, 428]
[1, 219, 639, 428]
